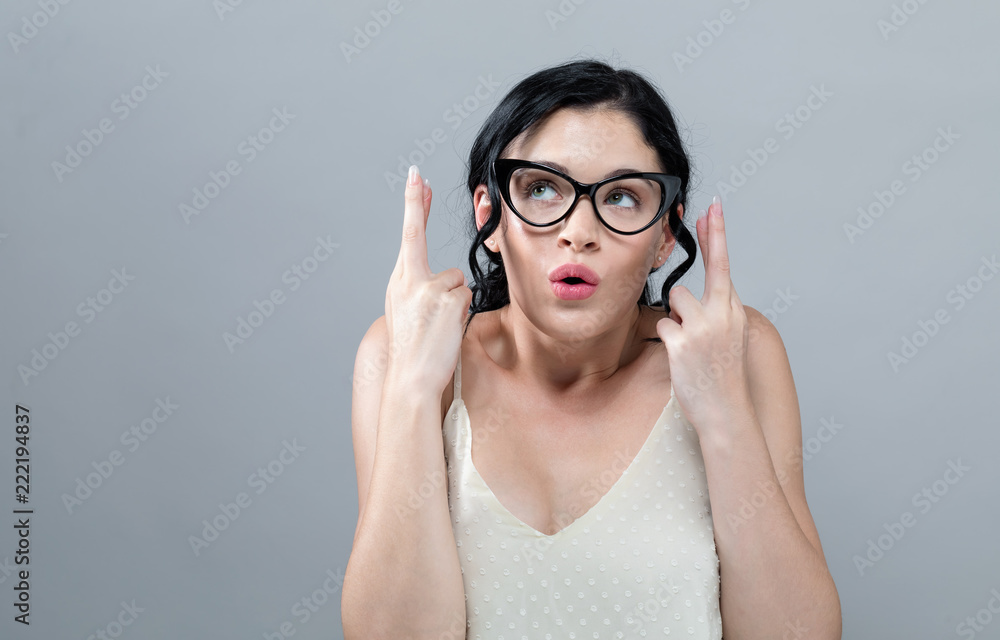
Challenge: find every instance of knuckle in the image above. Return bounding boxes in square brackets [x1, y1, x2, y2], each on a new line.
[401, 224, 420, 242]
[420, 287, 445, 313]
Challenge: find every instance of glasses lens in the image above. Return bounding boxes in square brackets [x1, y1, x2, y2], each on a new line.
[508, 166, 574, 225]
[594, 177, 663, 233]
[507, 166, 664, 233]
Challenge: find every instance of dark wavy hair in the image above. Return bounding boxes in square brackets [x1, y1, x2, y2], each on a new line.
[461, 58, 697, 344]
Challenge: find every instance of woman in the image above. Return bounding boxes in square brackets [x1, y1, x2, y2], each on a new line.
[343, 59, 842, 639]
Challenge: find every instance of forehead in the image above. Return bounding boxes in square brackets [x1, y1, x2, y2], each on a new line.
[507, 108, 663, 177]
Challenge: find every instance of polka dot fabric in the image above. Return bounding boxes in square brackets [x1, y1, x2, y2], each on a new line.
[442, 350, 723, 639]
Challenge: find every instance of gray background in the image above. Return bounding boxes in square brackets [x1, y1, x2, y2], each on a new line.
[1, 1, 998, 638]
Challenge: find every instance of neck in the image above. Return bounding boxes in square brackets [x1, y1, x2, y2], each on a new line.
[495, 303, 646, 398]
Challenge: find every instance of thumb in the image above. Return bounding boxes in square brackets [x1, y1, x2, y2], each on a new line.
[656, 316, 679, 343]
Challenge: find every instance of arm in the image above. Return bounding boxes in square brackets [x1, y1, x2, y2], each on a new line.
[341, 315, 466, 640]
[703, 306, 842, 640]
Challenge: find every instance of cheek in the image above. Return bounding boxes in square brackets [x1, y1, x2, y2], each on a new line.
[608, 251, 654, 304]
[612, 265, 647, 304]
[499, 233, 547, 294]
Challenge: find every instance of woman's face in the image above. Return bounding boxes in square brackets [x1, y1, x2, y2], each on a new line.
[475, 107, 683, 343]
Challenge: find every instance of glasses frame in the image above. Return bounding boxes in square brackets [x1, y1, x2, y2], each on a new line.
[492, 158, 682, 236]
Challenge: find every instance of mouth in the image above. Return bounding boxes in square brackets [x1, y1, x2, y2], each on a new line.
[548, 263, 601, 286]
[548, 263, 600, 300]
[550, 278, 597, 300]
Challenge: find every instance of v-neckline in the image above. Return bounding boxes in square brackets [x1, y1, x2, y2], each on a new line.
[453, 389, 676, 539]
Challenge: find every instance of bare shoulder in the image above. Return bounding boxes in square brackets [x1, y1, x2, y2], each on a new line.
[350, 314, 390, 535]
[741, 304, 828, 560]
[740, 303, 797, 439]
[353, 314, 389, 392]
[351, 313, 390, 421]
[741, 304, 795, 409]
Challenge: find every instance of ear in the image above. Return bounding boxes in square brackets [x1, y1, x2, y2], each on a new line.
[474, 184, 498, 251]
[656, 202, 683, 259]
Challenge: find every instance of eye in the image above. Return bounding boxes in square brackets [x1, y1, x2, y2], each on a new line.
[605, 190, 639, 208]
[526, 182, 558, 200]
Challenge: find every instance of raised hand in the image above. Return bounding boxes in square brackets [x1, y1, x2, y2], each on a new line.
[384, 165, 473, 396]
[655, 197, 756, 433]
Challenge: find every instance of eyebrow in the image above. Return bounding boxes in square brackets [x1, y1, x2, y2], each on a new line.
[533, 160, 647, 181]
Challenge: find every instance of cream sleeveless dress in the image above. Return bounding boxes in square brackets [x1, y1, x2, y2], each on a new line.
[442, 348, 723, 639]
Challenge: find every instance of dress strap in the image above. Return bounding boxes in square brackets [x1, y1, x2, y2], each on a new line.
[453, 311, 469, 403]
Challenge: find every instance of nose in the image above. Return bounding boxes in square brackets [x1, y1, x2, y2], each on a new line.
[557, 194, 602, 251]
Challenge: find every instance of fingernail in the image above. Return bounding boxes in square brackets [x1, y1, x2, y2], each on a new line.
[698, 209, 707, 222]
[408, 165, 420, 186]
[712, 195, 722, 217]
[422, 177, 430, 189]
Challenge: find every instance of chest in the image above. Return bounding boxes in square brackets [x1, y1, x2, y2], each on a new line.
[442, 389, 722, 638]
[462, 390, 673, 537]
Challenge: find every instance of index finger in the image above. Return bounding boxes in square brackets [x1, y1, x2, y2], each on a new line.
[397, 164, 431, 277]
[706, 197, 733, 301]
